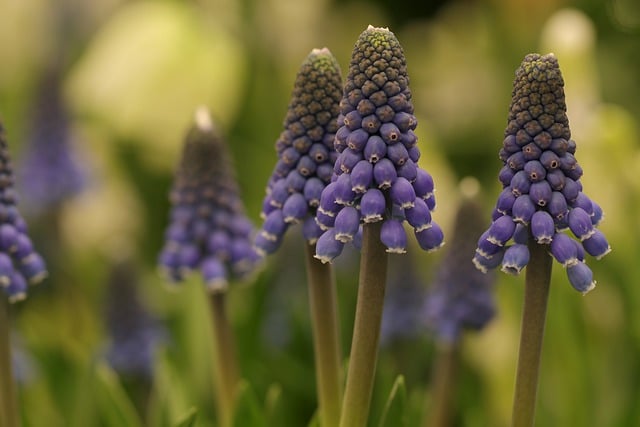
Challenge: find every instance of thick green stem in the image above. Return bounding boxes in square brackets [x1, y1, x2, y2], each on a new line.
[511, 242, 552, 427]
[304, 244, 343, 427]
[0, 299, 19, 427]
[425, 342, 458, 427]
[209, 292, 240, 427]
[339, 222, 388, 427]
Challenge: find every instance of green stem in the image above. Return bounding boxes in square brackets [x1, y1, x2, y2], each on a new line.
[339, 222, 388, 427]
[209, 292, 240, 427]
[511, 242, 552, 427]
[304, 244, 342, 427]
[425, 342, 458, 427]
[0, 299, 19, 427]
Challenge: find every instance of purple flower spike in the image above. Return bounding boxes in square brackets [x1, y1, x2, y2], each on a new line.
[530, 211, 555, 244]
[501, 244, 530, 275]
[314, 229, 344, 264]
[474, 53, 609, 292]
[334, 206, 361, 243]
[159, 108, 260, 289]
[380, 219, 407, 253]
[566, 262, 596, 294]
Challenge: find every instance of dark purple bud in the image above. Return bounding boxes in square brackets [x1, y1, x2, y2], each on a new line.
[0, 224, 18, 251]
[390, 177, 416, 209]
[425, 193, 436, 211]
[550, 138, 569, 155]
[360, 188, 386, 223]
[581, 229, 611, 259]
[522, 143, 542, 160]
[524, 160, 546, 182]
[566, 262, 596, 294]
[512, 195, 536, 225]
[357, 99, 376, 116]
[507, 152, 526, 171]
[529, 180, 552, 206]
[540, 150, 560, 169]
[202, 257, 227, 292]
[337, 148, 363, 174]
[380, 122, 401, 144]
[13, 234, 34, 260]
[350, 160, 374, 193]
[254, 232, 282, 256]
[315, 209, 336, 230]
[6, 272, 27, 303]
[413, 169, 434, 199]
[179, 244, 200, 270]
[347, 129, 369, 151]
[590, 200, 603, 226]
[407, 146, 420, 163]
[568, 207, 594, 241]
[415, 222, 444, 252]
[269, 179, 290, 208]
[405, 198, 432, 232]
[393, 112, 416, 132]
[387, 142, 409, 166]
[571, 192, 594, 216]
[362, 114, 382, 134]
[550, 232, 579, 267]
[380, 219, 407, 253]
[561, 177, 581, 202]
[309, 143, 330, 163]
[400, 130, 417, 149]
[531, 210, 555, 243]
[513, 223, 529, 244]
[285, 170, 307, 192]
[373, 158, 397, 189]
[316, 163, 334, 182]
[302, 216, 324, 244]
[262, 210, 288, 241]
[335, 126, 350, 152]
[314, 229, 344, 264]
[496, 187, 516, 214]
[207, 230, 231, 258]
[334, 206, 361, 243]
[397, 159, 418, 182]
[476, 230, 502, 257]
[387, 93, 409, 111]
[318, 181, 340, 215]
[282, 193, 308, 224]
[473, 249, 504, 273]
[303, 177, 325, 207]
[343, 110, 363, 131]
[364, 135, 387, 163]
[334, 173, 356, 205]
[559, 152, 577, 172]
[533, 131, 552, 149]
[281, 146, 301, 166]
[546, 169, 565, 191]
[510, 171, 531, 196]
[498, 166, 515, 187]
[165, 223, 190, 244]
[487, 215, 516, 246]
[566, 163, 583, 181]
[501, 244, 530, 275]
[503, 134, 519, 153]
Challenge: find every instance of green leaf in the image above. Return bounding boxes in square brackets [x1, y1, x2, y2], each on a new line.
[264, 383, 285, 425]
[378, 375, 407, 427]
[93, 363, 144, 427]
[307, 411, 320, 427]
[173, 407, 198, 427]
[232, 380, 266, 427]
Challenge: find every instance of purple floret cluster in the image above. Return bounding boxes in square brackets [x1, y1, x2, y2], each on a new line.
[314, 26, 443, 263]
[158, 109, 260, 292]
[474, 54, 610, 294]
[0, 122, 48, 302]
[255, 48, 343, 256]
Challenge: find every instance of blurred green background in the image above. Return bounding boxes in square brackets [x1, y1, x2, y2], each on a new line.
[1, 0, 639, 425]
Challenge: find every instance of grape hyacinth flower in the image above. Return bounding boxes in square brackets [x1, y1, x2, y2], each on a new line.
[475, 53, 611, 427]
[327, 26, 443, 427]
[256, 48, 344, 427]
[18, 70, 86, 215]
[474, 53, 610, 293]
[158, 107, 260, 292]
[158, 107, 259, 427]
[314, 26, 443, 264]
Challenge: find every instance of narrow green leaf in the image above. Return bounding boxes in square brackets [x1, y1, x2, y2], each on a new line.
[378, 375, 407, 427]
[232, 380, 266, 427]
[173, 407, 198, 427]
[264, 383, 285, 425]
[93, 363, 144, 427]
[307, 411, 320, 427]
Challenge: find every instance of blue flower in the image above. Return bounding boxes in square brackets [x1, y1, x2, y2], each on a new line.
[475, 54, 610, 294]
[158, 108, 260, 291]
[256, 48, 343, 256]
[0, 121, 48, 302]
[315, 26, 443, 260]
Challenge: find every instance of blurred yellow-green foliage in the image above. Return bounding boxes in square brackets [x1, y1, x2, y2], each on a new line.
[1, 0, 640, 426]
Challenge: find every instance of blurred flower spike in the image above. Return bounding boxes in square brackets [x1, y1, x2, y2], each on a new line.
[255, 47, 343, 255]
[158, 107, 261, 292]
[474, 53, 610, 294]
[0, 122, 48, 302]
[315, 26, 443, 263]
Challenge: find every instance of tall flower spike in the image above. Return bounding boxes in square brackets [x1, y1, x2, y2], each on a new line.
[475, 53, 610, 294]
[315, 25, 443, 259]
[256, 48, 343, 256]
[18, 69, 86, 215]
[158, 107, 261, 292]
[424, 179, 496, 343]
[0, 120, 48, 302]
